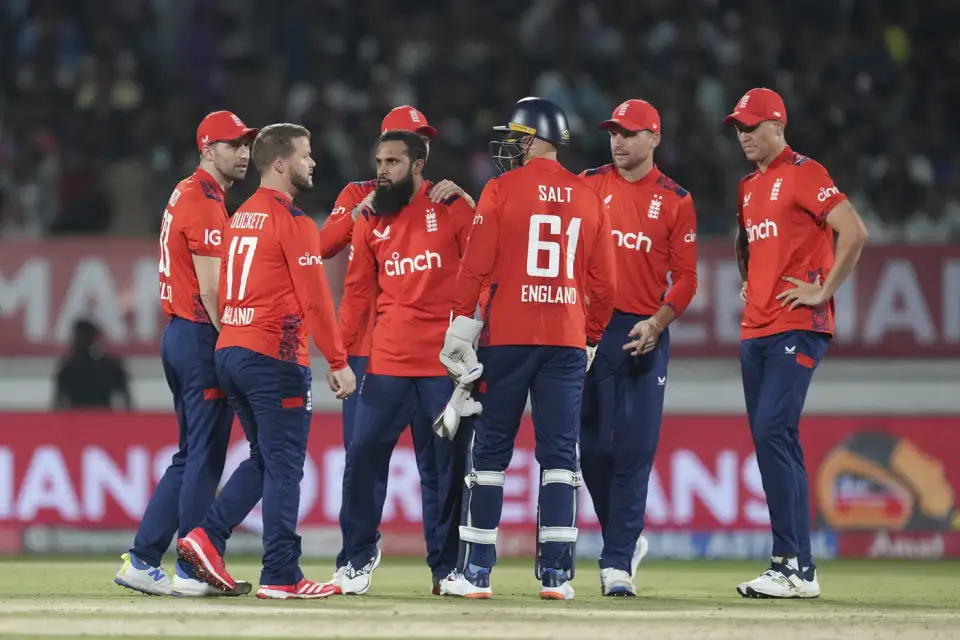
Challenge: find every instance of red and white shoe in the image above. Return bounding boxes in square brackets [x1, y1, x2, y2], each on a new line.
[257, 578, 337, 600]
[176, 528, 237, 592]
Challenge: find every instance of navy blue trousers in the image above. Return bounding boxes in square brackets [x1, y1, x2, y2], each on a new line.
[339, 373, 468, 580]
[200, 347, 313, 586]
[464, 346, 585, 574]
[341, 355, 368, 447]
[580, 311, 669, 573]
[741, 330, 830, 568]
[132, 318, 233, 575]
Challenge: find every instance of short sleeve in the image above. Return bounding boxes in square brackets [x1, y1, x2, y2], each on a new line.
[794, 161, 848, 224]
[184, 197, 227, 257]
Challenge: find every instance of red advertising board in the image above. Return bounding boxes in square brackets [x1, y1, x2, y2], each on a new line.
[1, 239, 958, 357]
[1, 413, 958, 544]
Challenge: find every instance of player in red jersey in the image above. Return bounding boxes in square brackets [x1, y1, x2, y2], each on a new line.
[439, 98, 616, 600]
[318, 107, 477, 595]
[115, 111, 256, 598]
[177, 124, 355, 600]
[332, 130, 476, 596]
[578, 99, 699, 596]
[725, 88, 868, 599]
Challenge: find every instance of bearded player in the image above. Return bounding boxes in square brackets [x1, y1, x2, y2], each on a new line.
[320, 107, 477, 595]
[334, 130, 476, 595]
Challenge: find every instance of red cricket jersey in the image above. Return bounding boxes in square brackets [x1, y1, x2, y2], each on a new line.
[158, 168, 227, 323]
[452, 157, 617, 347]
[340, 182, 474, 377]
[580, 164, 698, 317]
[216, 187, 346, 370]
[318, 180, 378, 357]
[737, 147, 847, 340]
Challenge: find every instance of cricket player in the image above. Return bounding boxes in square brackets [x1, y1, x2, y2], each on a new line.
[319, 107, 475, 595]
[177, 123, 356, 600]
[334, 130, 476, 595]
[579, 99, 699, 596]
[725, 88, 868, 598]
[114, 111, 257, 598]
[439, 97, 617, 600]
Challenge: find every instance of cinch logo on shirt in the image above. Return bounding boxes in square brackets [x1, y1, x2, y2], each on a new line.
[745, 218, 778, 243]
[611, 229, 652, 252]
[298, 253, 323, 266]
[817, 185, 840, 202]
[684, 230, 697, 243]
[384, 250, 442, 276]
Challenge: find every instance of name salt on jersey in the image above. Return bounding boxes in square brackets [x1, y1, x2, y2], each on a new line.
[453, 157, 617, 348]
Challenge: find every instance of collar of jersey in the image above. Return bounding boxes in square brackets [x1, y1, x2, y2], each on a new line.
[523, 157, 560, 169]
[616, 163, 662, 187]
[764, 146, 795, 172]
[194, 168, 225, 196]
[257, 186, 293, 203]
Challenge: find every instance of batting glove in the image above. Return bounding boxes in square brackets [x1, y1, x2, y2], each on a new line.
[586, 343, 598, 372]
[440, 316, 484, 385]
[433, 381, 482, 440]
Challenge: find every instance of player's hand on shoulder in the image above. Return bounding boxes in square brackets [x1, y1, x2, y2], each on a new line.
[353, 191, 377, 221]
[327, 366, 357, 399]
[430, 180, 474, 207]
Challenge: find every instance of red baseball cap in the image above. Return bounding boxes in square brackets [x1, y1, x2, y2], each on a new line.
[381, 106, 438, 138]
[196, 111, 258, 150]
[600, 99, 661, 133]
[723, 88, 787, 127]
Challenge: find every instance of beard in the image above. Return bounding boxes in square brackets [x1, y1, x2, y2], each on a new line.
[291, 168, 313, 192]
[372, 169, 415, 216]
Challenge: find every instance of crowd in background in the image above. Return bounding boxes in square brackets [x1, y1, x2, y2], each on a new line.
[2, 0, 959, 241]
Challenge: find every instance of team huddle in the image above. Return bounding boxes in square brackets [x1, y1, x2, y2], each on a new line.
[114, 88, 867, 602]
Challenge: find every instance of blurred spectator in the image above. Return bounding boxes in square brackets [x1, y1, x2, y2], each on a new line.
[1, 0, 958, 241]
[53, 319, 132, 411]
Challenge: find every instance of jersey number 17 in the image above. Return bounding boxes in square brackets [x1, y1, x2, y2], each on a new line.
[527, 214, 581, 279]
[225, 236, 258, 301]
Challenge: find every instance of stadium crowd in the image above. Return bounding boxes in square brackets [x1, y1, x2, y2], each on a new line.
[2, 0, 959, 241]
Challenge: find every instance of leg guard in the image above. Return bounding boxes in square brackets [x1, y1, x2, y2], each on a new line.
[535, 465, 581, 581]
[458, 432, 506, 571]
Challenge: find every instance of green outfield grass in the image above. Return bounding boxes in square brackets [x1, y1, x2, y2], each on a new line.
[0, 556, 958, 639]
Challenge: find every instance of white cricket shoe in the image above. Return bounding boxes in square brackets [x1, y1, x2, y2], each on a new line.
[540, 568, 575, 600]
[339, 548, 382, 595]
[170, 564, 252, 597]
[439, 565, 494, 599]
[601, 568, 635, 596]
[737, 557, 804, 599]
[798, 566, 821, 599]
[328, 565, 348, 594]
[114, 553, 172, 596]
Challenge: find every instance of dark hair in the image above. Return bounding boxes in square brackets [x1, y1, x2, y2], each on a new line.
[378, 130, 428, 165]
[252, 123, 311, 171]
